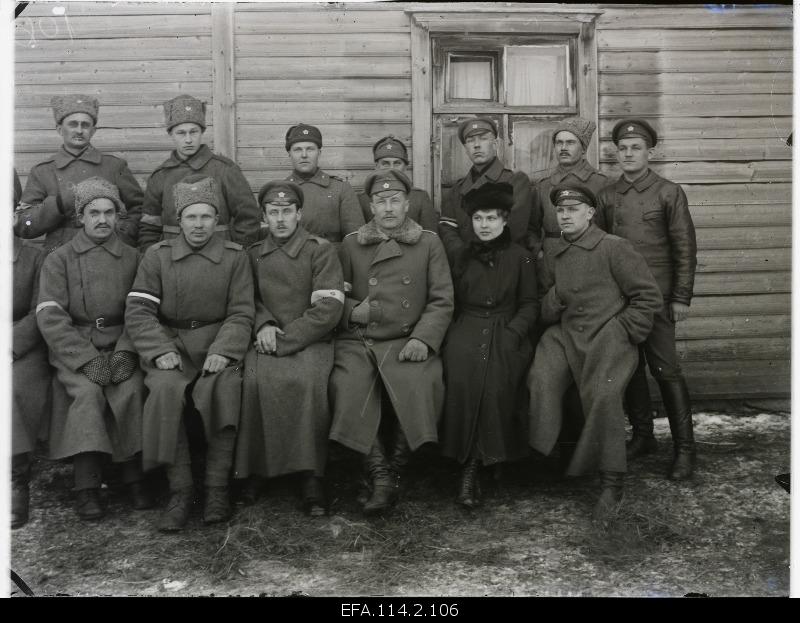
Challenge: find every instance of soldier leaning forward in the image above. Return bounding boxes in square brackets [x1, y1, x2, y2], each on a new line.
[139, 95, 262, 249]
[36, 177, 151, 521]
[126, 175, 255, 532]
[234, 181, 345, 517]
[15, 95, 142, 251]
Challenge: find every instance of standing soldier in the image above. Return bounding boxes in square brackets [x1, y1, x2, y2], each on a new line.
[11, 169, 51, 529]
[139, 95, 261, 249]
[329, 169, 454, 515]
[234, 181, 344, 517]
[126, 175, 254, 532]
[596, 119, 698, 480]
[36, 177, 151, 521]
[440, 117, 533, 248]
[357, 136, 438, 231]
[528, 184, 663, 521]
[14, 95, 142, 251]
[284, 123, 364, 243]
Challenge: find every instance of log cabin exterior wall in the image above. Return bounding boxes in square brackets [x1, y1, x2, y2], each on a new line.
[12, 2, 792, 401]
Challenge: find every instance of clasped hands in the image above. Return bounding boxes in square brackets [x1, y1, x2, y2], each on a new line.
[155, 351, 230, 374]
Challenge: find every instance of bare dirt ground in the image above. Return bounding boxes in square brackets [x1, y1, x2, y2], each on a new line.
[10, 412, 790, 597]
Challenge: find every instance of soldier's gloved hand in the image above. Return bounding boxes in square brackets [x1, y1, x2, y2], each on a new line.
[669, 301, 690, 323]
[255, 325, 285, 355]
[398, 338, 429, 362]
[350, 297, 371, 326]
[79, 355, 113, 386]
[202, 354, 230, 375]
[155, 351, 183, 371]
[110, 350, 139, 384]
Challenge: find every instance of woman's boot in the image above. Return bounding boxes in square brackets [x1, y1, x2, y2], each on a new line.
[456, 458, 481, 509]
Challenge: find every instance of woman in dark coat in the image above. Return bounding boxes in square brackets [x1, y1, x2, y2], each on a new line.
[439, 182, 538, 508]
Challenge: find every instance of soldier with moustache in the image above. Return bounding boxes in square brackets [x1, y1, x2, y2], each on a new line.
[15, 95, 142, 251]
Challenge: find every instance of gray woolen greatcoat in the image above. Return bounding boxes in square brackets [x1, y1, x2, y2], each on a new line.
[234, 226, 344, 479]
[528, 224, 663, 475]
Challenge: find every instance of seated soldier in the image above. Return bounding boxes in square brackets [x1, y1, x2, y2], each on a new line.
[329, 169, 454, 516]
[527, 183, 662, 523]
[126, 174, 254, 532]
[36, 177, 151, 521]
[234, 181, 344, 516]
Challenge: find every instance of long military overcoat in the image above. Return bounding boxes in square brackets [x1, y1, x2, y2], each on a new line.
[285, 168, 364, 243]
[528, 224, 663, 475]
[234, 226, 344, 479]
[439, 227, 538, 465]
[358, 187, 438, 232]
[328, 219, 454, 454]
[12, 239, 51, 456]
[14, 145, 142, 251]
[36, 230, 145, 461]
[139, 144, 261, 249]
[125, 233, 254, 471]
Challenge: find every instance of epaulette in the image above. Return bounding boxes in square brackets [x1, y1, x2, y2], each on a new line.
[247, 239, 263, 250]
[343, 231, 359, 239]
[151, 240, 172, 250]
[224, 240, 244, 251]
[308, 234, 330, 245]
[329, 174, 346, 182]
[420, 229, 439, 238]
[211, 152, 237, 167]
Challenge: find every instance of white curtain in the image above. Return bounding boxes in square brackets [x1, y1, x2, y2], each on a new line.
[449, 58, 493, 100]
[506, 46, 569, 106]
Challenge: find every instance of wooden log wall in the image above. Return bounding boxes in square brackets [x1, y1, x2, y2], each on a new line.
[13, 3, 792, 400]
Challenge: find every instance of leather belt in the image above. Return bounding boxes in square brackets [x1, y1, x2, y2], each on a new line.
[544, 231, 562, 239]
[160, 316, 223, 330]
[162, 224, 230, 234]
[74, 317, 124, 329]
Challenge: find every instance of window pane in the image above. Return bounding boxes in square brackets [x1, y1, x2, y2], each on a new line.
[505, 45, 571, 106]
[510, 118, 565, 180]
[448, 55, 495, 101]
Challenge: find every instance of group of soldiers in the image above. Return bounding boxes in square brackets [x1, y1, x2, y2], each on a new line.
[11, 92, 697, 533]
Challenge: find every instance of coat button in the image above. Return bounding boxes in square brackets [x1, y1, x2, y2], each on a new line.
[482, 328, 489, 335]
[401, 300, 410, 309]
[370, 300, 379, 307]
[368, 277, 378, 286]
[485, 297, 494, 306]
[402, 275, 411, 285]
[365, 338, 374, 346]
[578, 326, 584, 332]
[401, 323, 410, 333]
[572, 287, 578, 293]
[578, 306, 584, 312]
[369, 322, 378, 329]
[480, 343, 487, 349]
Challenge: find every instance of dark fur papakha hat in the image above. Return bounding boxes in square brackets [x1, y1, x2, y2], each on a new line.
[52, 94, 99, 124]
[174, 174, 219, 216]
[73, 176, 125, 215]
[163, 95, 206, 132]
[463, 182, 513, 215]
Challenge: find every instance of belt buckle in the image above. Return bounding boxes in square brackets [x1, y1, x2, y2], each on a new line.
[95, 317, 105, 329]
[190, 320, 201, 329]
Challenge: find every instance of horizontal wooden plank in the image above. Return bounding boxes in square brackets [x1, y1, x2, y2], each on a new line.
[693, 271, 789, 296]
[236, 101, 411, 124]
[235, 78, 410, 102]
[15, 60, 213, 85]
[15, 36, 212, 62]
[238, 147, 376, 170]
[237, 124, 411, 148]
[15, 13, 210, 40]
[689, 203, 791, 228]
[15, 105, 214, 131]
[599, 161, 791, 184]
[677, 337, 789, 362]
[599, 138, 791, 163]
[598, 7, 792, 29]
[682, 183, 791, 205]
[695, 249, 790, 273]
[598, 117, 792, 141]
[599, 94, 791, 118]
[15, 83, 213, 107]
[235, 33, 410, 57]
[15, 128, 178, 152]
[17, 2, 212, 17]
[235, 56, 410, 79]
[694, 227, 790, 250]
[689, 294, 789, 317]
[234, 9, 409, 33]
[677, 314, 789, 340]
[678, 360, 790, 398]
[599, 50, 791, 73]
[598, 72, 792, 95]
[598, 29, 792, 52]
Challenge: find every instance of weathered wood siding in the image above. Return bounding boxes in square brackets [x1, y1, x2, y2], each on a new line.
[595, 5, 792, 399]
[14, 2, 214, 189]
[13, 3, 792, 401]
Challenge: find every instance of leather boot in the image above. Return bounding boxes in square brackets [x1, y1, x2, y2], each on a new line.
[625, 367, 658, 459]
[158, 487, 195, 532]
[75, 488, 105, 521]
[128, 481, 156, 510]
[203, 486, 232, 524]
[456, 458, 481, 509]
[363, 440, 398, 515]
[388, 427, 411, 496]
[11, 454, 31, 529]
[659, 379, 695, 480]
[592, 471, 625, 523]
[301, 474, 326, 517]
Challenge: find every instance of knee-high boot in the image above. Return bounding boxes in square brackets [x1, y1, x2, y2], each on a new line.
[625, 365, 657, 459]
[363, 438, 398, 515]
[658, 378, 695, 480]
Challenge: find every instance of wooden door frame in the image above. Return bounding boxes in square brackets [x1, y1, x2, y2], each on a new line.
[408, 8, 603, 197]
